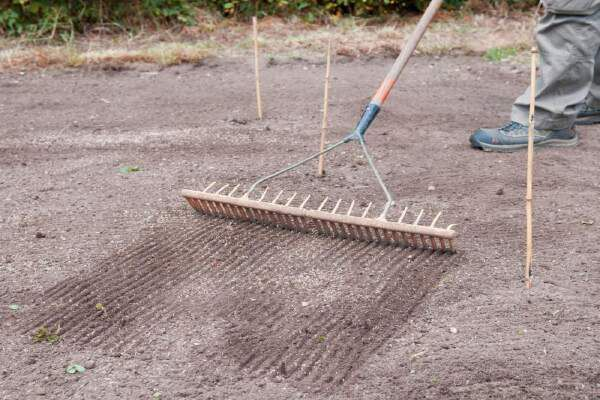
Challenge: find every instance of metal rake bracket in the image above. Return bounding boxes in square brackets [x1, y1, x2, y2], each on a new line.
[182, 182, 458, 252]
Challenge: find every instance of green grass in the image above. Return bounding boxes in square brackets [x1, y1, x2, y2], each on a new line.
[484, 46, 519, 62]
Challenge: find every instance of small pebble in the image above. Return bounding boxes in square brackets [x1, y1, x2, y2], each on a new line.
[428, 185, 435, 191]
[35, 232, 46, 239]
[449, 327, 458, 334]
[496, 188, 504, 195]
[83, 360, 96, 370]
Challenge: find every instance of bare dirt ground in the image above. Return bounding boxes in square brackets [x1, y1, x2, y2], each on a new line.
[1, 55, 599, 399]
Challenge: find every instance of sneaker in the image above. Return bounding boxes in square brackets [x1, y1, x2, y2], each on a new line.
[469, 121, 578, 152]
[576, 104, 600, 125]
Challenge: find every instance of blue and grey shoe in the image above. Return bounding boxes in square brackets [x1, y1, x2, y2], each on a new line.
[576, 104, 600, 125]
[470, 121, 578, 152]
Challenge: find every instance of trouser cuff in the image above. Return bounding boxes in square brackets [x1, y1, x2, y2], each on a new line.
[511, 105, 574, 130]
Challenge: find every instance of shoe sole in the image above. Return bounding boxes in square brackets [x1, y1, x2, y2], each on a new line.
[575, 115, 600, 125]
[473, 136, 579, 153]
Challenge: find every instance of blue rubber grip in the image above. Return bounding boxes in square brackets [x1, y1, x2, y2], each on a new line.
[345, 102, 381, 141]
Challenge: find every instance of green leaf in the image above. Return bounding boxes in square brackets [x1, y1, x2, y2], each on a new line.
[119, 166, 141, 174]
[8, 304, 20, 311]
[66, 363, 85, 374]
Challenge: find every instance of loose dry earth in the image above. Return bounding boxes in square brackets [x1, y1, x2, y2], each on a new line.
[1, 55, 599, 399]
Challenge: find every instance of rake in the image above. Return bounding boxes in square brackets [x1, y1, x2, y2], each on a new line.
[182, 0, 458, 252]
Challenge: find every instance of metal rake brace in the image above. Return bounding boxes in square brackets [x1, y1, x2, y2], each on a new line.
[181, 0, 458, 251]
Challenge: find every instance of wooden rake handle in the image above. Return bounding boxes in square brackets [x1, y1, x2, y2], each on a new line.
[372, 0, 443, 106]
[349, 0, 443, 139]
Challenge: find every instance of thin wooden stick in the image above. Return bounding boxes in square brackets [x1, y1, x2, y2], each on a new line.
[525, 47, 538, 289]
[317, 35, 332, 177]
[252, 16, 263, 120]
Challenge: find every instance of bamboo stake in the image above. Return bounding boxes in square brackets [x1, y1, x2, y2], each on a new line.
[317, 36, 332, 177]
[525, 47, 538, 289]
[252, 16, 263, 120]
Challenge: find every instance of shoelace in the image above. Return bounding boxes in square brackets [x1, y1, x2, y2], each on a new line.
[582, 104, 600, 113]
[499, 121, 525, 132]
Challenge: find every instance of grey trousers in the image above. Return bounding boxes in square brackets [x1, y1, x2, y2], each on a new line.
[512, 5, 600, 130]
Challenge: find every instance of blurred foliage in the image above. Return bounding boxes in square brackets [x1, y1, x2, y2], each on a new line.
[0, 0, 538, 37]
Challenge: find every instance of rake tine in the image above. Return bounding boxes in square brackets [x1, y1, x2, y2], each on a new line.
[228, 184, 240, 197]
[413, 233, 420, 248]
[272, 190, 284, 204]
[216, 184, 229, 194]
[430, 211, 442, 228]
[300, 194, 311, 209]
[362, 202, 372, 218]
[398, 206, 408, 223]
[239, 204, 252, 220]
[204, 181, 217, 192]
[279, 211, 293, 227]
[318, 197, 329, 211]
[285, 192, 297, 206]
[331, 199, 342, 214]
[202, 200, 215, 214]
[419, 234, 427, 249]
[439, 238, 446, 252]
[233, 205, 248, 221]
[347, 200, 355, 216]
[259, 187, 269, 202]
[401, 231, 409, 246]
[447, 224, 457, 231]
[430, 235, 437, 251]
[354, 224, 367, 242]
[212, 200, 227, 216]
[413, 209, 424, 225]
[287, 215, 301, 230]
[191, 198, 204, 213]
[260, 209, 273, 224]
[218, 201, 231, 217]
[349, 224, 362, 241]
[364, 227, 376, 242]
[225, 203, 238, 219]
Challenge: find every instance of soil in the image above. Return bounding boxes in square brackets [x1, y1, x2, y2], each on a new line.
[1, 56, 599, 399]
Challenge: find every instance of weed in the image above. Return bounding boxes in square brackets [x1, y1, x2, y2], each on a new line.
[119, 166, 142, 173]
[65, 363, 85, 374]
[484, 46, 518, 62]
[32, 325, 61, 344]
[0, 1, 539, 39]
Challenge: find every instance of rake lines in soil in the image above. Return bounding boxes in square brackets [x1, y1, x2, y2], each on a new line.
[24, 213, 453, 394]
[25, 220, 222, 335]
[111, 223, 303, 353]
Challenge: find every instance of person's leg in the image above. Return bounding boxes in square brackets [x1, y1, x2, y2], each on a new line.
[587, 48, 600, 106]
[576, 48, 600, 124]
[470, 8, 600, 151]
[511, 10, 600, 130]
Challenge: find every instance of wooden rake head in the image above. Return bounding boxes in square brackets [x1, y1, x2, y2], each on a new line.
[181, 182, 458, 252]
